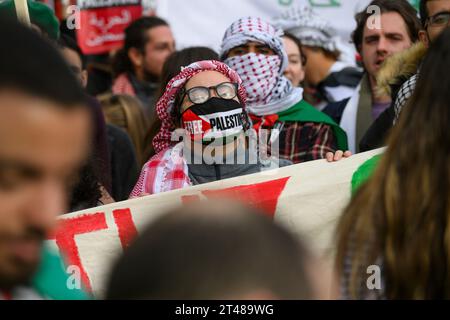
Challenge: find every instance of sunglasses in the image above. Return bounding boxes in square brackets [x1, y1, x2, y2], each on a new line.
[426, 11, 450, 27]
[181, 82, 238, 105]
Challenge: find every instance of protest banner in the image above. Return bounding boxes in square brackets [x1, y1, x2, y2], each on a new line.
[76, 0, 142, 54]
[47, 148, 383, 297]
[156, 0, 419, 56]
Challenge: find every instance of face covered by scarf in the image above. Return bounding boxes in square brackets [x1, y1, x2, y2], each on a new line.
[225, 53, 282, 106]
[221, 17, 303, 116]
[152, 60, 248, 154]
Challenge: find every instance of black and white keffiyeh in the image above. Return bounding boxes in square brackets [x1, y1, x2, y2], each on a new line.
[393, 73, 418, 124]
[272, 5, 355, 65]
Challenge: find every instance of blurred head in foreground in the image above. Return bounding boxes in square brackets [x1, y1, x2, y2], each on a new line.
[0, 18, 90, 290]
[106, 200, 318, 299]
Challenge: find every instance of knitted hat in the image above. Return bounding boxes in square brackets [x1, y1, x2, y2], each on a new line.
[0, 0, 59, 40]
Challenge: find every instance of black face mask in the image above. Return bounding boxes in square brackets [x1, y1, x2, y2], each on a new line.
[181, 98, 247, 143]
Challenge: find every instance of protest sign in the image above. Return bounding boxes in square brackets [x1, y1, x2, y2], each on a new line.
[47, 148, 383, 297]
[76, 0, 142, 54]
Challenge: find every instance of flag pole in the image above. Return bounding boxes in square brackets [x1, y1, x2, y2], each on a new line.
[13, 0, 31, 26]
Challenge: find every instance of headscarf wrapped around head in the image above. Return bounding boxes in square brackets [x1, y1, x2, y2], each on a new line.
[153, 60, 247, 154]
[220, 17, 303, 116]
[273, 5, 355, 65]
[273, 5, 337, 52]
[220, 16, 288, 73]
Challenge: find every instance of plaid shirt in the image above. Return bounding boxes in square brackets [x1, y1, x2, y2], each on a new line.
[278, 121, 338, 164]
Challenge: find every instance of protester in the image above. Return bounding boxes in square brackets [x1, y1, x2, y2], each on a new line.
[112, 17, 175, 121]
[335, 28, 450, 299]
[400, 0, 450, 122]
[282, 32, 307, 88]
[0, 19, 90, 299]
[59, 33, 142, 203]
[60, 16, 115, 97]
[2, 0, 448, 303]
[274, 5, 362, 110]
[360, 0, 450, 151]
[58, 34, 89, 87]
[106, 200, 328, 299]
[323, 0, 421, 153]
[130, 60, 269, 196]
[220, 17, 349, 164]
[57, 34, 112, 195]
[157, 47, 220, 99]
[143, 46, 219, 160]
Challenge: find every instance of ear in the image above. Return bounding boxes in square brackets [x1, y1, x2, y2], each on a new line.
[80, 70, 88, 88]
[128, 47, 144, 68]
[419, 30, 430, 48]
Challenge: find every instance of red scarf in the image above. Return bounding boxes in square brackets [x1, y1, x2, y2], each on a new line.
[249, 114, 279, 131]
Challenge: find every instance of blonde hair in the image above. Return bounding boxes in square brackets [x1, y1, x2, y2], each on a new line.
[99, 94, 150, 165]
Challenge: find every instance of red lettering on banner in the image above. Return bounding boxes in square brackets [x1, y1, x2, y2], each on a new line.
[184, 177, 290, 218]
[113, 208, 138, 249]
[48, 213, 108, 292]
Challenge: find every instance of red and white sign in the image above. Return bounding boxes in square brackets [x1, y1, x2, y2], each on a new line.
[76, 0, 142, 55]
[47, 148, 382, 297]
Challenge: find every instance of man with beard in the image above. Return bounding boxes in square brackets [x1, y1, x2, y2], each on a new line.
[0, 19, 91, 299]
[112, 17, 175, 124]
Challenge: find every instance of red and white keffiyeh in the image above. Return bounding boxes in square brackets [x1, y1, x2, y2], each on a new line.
[152, 60, 247, 154]
[130, 60, 247, 196]
[129, 142, 191, 196]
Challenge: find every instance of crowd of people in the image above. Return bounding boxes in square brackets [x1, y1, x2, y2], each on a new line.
[0, 0, 449, 300]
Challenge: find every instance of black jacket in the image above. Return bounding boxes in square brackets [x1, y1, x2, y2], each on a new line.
[107, 124, 139, 201]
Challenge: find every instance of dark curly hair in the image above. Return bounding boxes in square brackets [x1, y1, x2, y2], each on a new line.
[69, 155, 102, 212]
[352, 0, 422, 53]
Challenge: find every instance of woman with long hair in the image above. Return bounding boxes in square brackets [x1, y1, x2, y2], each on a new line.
[335, 29, 450, 299]
[99, 94, 149, 165]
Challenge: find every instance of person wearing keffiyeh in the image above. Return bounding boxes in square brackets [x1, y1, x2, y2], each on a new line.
[220, 17, 349, 165]
[273, 5, 363, 110]
[130, 60, 288, 197]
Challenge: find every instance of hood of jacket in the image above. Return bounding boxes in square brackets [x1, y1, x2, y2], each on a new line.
[376, 42, 427, 97]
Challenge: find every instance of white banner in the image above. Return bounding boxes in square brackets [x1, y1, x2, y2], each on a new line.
[47, 148, 382, 297]
[156, 0, 374, 53]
